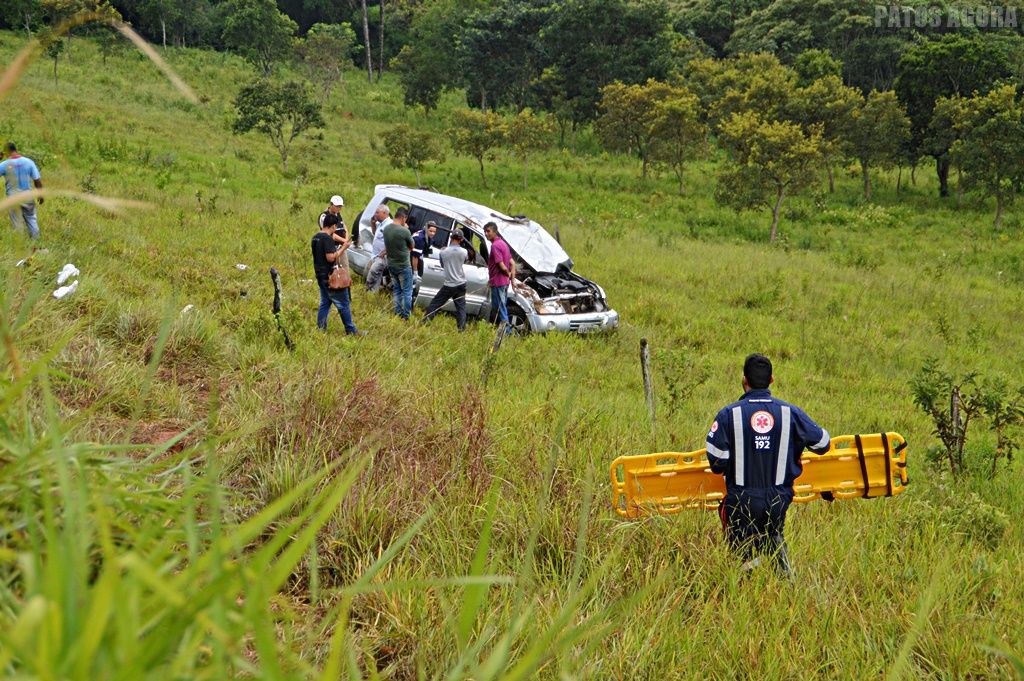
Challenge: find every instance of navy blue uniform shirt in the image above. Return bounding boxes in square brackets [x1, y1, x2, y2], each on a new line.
[705, 388, 830, 492]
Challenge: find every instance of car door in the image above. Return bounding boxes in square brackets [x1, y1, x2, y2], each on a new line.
[461, 227, 490, 316]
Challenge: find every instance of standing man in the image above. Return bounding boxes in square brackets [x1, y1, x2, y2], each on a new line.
[319, 195, 345, 229]
[383, 209, 414, 319]
[483, 222, 515, 329]
[365, 203, 390, 293]
[311, 213, 360, 335]
[705, 354, 830, 577]
[0, 142, 43, 240]
[422, 230, 470, 331]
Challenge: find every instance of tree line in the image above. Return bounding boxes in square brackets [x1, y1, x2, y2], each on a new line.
[5, 0, 1023, 231]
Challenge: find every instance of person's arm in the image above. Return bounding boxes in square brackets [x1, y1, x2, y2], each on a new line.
[795, 408, 831, 454]
[33, 179, 43, 205]
[705, 411, 731, 475]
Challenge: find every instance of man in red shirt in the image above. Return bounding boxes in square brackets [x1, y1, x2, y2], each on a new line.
[483, 222, 515, 328]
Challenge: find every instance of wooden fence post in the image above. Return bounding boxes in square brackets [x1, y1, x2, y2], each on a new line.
[640, 338, 656, 450]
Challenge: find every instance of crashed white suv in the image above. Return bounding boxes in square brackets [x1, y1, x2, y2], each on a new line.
[347, 185, 619, 334]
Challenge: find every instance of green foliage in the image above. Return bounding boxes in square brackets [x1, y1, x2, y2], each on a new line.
[595, 80, 676, 179]
[649, 87, 707, 195]
[895, 34, 1017, 196]
[793, 48, 841, 86]
[504, 108, 554, 189]
[381, 123, 446, 186]
[847, 89, 910, 201]
[785, 74, 859, 191]
[947, 85, 1024, 228]
[0, 0, 43, 33]
[458, 0, 553, 111]
[535, 0, 678, 126]
[685, 52, 797, 130]
[297, 22, 355, 102]
[222, 0, 297, 76]
[231, 79, 324, 172]
[447, 108, 505, 188]
[716, 111, 822, 240]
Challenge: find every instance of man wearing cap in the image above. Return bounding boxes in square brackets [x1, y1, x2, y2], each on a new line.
[319, 195, 345, 230]
[0, 142, 43, 239]
[311, 213, 360, 335]
[422, 230, 470, 331]
[704, 354, 830, 577]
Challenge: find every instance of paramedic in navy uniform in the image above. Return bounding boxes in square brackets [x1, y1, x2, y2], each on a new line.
[705, 353, 830, 577]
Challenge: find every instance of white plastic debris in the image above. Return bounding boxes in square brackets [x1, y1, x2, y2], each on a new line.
[53, 280, 79, 299]
[15, 258, 27, 267]
[57, 263, 80, 285]
[235, 263, 249, 271]
[181, 304, 195, 315]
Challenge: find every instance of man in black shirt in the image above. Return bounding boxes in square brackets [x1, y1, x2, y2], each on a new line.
[312, 213, 361, 334]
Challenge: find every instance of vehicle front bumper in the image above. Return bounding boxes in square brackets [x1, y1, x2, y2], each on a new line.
[526, 309, 619, 334]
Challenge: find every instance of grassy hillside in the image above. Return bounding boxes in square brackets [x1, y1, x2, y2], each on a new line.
[2, 31, 1023, 679]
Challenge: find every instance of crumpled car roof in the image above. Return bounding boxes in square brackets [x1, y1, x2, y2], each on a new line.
[376, 185, 572, 273]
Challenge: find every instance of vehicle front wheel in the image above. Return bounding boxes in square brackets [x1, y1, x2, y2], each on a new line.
[506, 304, 530, 336]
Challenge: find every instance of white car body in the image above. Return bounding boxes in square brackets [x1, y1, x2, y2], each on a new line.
[348, 186, 619, 334]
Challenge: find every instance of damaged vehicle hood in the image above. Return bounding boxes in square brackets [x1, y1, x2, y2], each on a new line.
[375, 185, 572, 273]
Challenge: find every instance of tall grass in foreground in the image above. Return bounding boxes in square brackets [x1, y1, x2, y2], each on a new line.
[0, 275, 655, 678]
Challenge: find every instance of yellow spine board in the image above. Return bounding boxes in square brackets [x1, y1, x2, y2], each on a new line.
[610, 432, 909, 519]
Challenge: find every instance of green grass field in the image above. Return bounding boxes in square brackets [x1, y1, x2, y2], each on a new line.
[2, 31, 1023, 679]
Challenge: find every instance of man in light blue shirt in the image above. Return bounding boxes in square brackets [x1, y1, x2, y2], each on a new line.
[365, 203, 390, 292]
[0, 142, 43, 239]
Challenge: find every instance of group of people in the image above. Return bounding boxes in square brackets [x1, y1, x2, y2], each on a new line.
[2, 142, 44, 240]
[311, 195, 516, 334]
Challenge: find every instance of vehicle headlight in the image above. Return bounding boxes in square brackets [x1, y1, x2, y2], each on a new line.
[534, 300, 565, 315]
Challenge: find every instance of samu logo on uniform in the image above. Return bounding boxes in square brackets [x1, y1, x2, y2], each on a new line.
[750, 410, 774, 434]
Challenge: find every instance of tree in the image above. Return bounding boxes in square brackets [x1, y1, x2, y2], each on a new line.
[846, 90, 909, 202]
[504, 108, 554, 189]
[381, 124, 445, 186]
[949, 85, 1024, 228]
[895, 35, 1016, 197]
[222, 0, 298, 76]
[595, 80, 675, 179]
[684, 52, 797, 130]
[232, 79, 324, 172]
[458, 0, 553, 111]
[447, 108, 505, 188]
[298, 22, 356, 103]
[0, 0, 42, 35]
[40, 27, 65, 86]
[785, 74, 859, 192]
[927, 95, 970, 207]
[649, 89, 707, 195]
[135, 0, 179, 48]
[793, 48, 841, 86]
[536, 0, 677, 128]
[358, 0, 373, 82]
[715, 111, 822, 241]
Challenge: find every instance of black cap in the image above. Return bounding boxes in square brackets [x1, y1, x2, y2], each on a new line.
[451, 230, 464, 241]
[743, 353, 772, 389]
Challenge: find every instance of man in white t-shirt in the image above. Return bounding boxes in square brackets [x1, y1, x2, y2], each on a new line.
[366, 203, 390, 293]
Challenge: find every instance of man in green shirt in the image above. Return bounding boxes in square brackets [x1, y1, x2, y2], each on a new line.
[383, 207, 415, 319]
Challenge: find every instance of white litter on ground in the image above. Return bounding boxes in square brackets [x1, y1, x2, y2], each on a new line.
[236, 263, 249, 270]
[57, 263, 80, 285]
[53, 280, 79, 299]
[16, 258, 27, 267]
[181, 304, 195, 315]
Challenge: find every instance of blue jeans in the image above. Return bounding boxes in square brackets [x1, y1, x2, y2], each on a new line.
[8, 200, 39, 239]
[388, 265, 414, 319]
[317, 280, 357, 333]
[490, 285, 509, 324]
